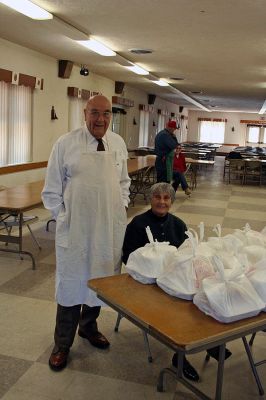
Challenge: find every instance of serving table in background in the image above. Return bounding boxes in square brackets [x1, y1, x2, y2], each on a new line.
[89, 273, 266, 400]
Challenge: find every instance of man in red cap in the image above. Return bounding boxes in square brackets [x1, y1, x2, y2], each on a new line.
[154, 120, 178, 182]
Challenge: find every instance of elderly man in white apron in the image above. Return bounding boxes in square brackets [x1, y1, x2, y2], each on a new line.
[42, 95, 130, 371]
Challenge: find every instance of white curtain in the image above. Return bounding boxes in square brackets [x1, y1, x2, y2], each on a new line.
[199, 120, 225, 143]
[0, 82, 32, 166]
[263, 128, 266, 144]
[68, 97, 87, 131]
[247, 126, 260, 143]
[0, 82, 8, 165]
[139, 110, 149, 147]
[157, 114, 165, 132]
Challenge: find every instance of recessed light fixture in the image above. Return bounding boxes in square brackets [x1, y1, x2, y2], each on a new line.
[77, 39, 116, 56]
[126, 65, 149, 75]
[129, 48, 153, 54]
[189, 90, 203, 95]
[169, 77, 185, 81]
[0, 0, 53, 19]
[152, 80, 169, 87]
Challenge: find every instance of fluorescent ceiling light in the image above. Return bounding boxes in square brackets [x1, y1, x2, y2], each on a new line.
[259, 100, 266, 114]
[77, 39, 116, 56]
[0, 0, 53, 19]
[153, 80, 169, 86]
[126, 65, 149, 75]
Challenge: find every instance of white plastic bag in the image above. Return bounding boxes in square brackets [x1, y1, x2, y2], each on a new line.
[242, 245, 266, 265]
[157, 230, 215, 299]
[246, 258, 266, 311]
[193, 256, 265, 323]
[207, 224, 243, 255]
[125, 226, 178, 284]
[234, 223, 266, 247]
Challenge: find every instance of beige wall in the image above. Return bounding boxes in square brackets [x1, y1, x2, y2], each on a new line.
[0, 37, 186, 186]
[188, 110, 263, 145]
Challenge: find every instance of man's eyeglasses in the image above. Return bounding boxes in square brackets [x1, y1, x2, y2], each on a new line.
[89, 110, 111, 119]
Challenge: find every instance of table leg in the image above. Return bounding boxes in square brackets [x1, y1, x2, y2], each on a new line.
[242, 337, 264, 395]
[215, 344, 225, 400]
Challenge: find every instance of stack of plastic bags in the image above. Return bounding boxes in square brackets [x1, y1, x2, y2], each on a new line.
[126, 222, 266, 323]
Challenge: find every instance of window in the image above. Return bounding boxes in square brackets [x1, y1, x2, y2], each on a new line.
[247, 126, 260, 143]
[139, 110, 149, 147]
[0, 81, 32, 166]
[246, 125, 266, 144]
[199, 120, 225, 143]
[157, 114, 165, 132]
[68, 97, 87, 131]
[263, 128, 266, 144]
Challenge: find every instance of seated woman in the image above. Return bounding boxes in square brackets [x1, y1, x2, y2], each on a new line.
[122, 182, 199, 382]
[172, 145, 191, 195]
[122, 183, 231, 381]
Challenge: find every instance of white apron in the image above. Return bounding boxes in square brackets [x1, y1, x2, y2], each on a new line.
[55, 144, 127, 306]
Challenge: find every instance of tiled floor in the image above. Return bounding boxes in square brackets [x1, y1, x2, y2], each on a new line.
[0, 156, 266, 400]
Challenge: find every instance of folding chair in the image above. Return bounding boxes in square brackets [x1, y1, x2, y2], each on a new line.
[46, 218, 56, 232]
[129, 166, 156, 206]
[244, 160, 262, 185]
[228, 159, 245, 184]
[0, 213, 41, 250]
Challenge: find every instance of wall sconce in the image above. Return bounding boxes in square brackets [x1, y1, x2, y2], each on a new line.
[51, 106, 58, 120]
[231, 126, 235, 132]
[133, 117, 137, 125]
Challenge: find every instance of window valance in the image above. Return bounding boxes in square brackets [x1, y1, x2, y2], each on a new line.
[198, 118, 227, 122]
[0, 68, 43, 90]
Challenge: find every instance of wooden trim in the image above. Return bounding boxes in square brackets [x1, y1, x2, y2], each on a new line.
[240, 119, 266, 125]
[0, 68, 43, 90]
[112, 96, 134, 107]
[0, 161, 47, 175]
[81, 89, 90, 100]
[18, 73, 36, 89]
[198, 118, 227, 122]
[68, 86, 79, 97]
[0, 68, 12, 83]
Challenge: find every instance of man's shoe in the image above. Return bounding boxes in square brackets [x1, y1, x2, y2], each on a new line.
[78, 330, 110, 349]
[172, 354, 200, 382]
[49, 349, 69, 371]
[206, 346, 232, 361]
[185, 188, 191, 196]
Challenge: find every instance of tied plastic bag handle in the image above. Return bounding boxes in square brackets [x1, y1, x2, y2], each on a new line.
[243, 223, 251, 233]
[145, 226, 154, 243]
[198, 221, 205, 242]
[145, 226, 170, 247]
[185, 229, 198, 256]
[212, 255, 243, 282]
[212, 224, 222, 237]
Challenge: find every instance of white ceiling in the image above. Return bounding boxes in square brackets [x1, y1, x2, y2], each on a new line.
[1, 0, 266, 113]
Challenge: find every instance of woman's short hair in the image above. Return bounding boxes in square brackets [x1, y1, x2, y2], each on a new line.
[149, 182, 175, 203]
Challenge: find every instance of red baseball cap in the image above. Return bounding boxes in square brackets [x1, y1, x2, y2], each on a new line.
[167, 120, 177, 129]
